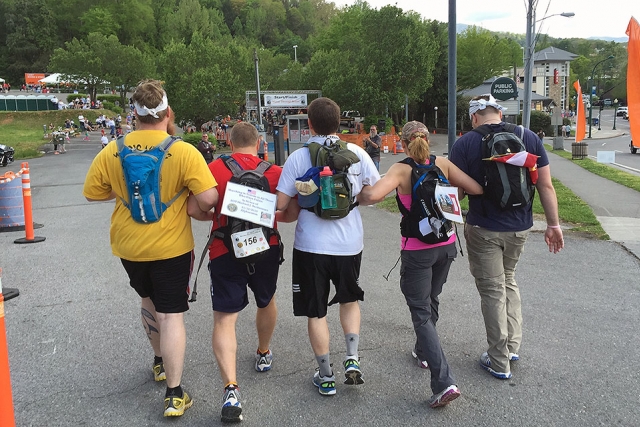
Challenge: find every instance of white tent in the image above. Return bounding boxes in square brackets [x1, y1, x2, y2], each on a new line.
[0, 77, 5, 83]
[38, 73, 67, 84]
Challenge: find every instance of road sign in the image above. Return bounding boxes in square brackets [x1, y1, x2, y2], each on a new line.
[491, 77, 518, 101]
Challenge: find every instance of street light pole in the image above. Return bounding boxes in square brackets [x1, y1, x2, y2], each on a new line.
[434, 106, 438, 130]
[523, 2, 575, 129]
[523, 2, 534, 129]
[293, 45, 298, 62]
[613, 98, 618, 130]
[588, 55, 614, 138]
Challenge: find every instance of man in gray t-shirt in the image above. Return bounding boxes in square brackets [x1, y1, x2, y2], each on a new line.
[363, 125, 381, 170]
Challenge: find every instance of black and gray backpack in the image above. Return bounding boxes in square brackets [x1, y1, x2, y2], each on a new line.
[472, 123, 536, 210]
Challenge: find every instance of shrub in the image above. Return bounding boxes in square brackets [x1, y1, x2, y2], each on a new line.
[99, 95, 122, 105]
[530, 110, 551, 135]
[181, 132, 218, 148]
[100, 101, 123, 114]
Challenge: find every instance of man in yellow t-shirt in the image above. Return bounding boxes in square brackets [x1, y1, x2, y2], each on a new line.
[83, 80, 218, 418]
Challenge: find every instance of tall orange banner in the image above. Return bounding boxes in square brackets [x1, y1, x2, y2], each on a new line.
[573, 81, 586, 142]
[627, 17, 640, 147]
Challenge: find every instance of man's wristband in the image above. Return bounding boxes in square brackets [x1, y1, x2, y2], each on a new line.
[547, 225, 561, 229]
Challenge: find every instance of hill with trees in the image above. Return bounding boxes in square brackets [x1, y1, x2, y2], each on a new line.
[0, 0, 629, 128]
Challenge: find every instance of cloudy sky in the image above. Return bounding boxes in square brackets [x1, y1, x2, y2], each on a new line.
[331, 0, 639, 40]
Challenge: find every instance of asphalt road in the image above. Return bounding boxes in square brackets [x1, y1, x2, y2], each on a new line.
[561, 109, 640, 173]
[2, 132, 640, 426]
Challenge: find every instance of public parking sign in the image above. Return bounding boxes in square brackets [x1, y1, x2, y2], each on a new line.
[491, 77, 518, 101]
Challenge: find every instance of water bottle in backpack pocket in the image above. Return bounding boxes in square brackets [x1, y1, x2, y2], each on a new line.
[295, 139, 360, 220]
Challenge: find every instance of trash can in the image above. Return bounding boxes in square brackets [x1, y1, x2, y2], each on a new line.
[571, 142, 588, 160]
[377, 119, 386, 133]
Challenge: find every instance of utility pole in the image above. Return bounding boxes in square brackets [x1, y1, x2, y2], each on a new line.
[254, 49, 262, 127]
[523, 0, 534, 129]
[447, 0, 456, 154]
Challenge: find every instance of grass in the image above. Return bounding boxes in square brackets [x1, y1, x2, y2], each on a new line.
[0, 110, 114, 159]
[374, 176, 608, 239]
[545, 143, 640, 193]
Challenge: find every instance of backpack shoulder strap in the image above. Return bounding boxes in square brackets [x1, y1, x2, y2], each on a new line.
[395, 157, 418, 216]
[502, 122, 517, 133]
[470, 124, 493, 137]
[158, 135, 181, 152]
[116, 135, 126, 152]
[222, 155, 244, 176]
[304, 141, 322, 167]
[398, 157, 415, 166]
[254, 160, 272, 175]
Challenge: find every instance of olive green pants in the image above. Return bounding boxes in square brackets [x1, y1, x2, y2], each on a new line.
[464, 224, 530, 374]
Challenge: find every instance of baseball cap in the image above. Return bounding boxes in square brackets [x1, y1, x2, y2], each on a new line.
[401, 121, 429, 141]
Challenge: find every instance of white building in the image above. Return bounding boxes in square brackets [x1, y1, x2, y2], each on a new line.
[516, 46, 578, 112]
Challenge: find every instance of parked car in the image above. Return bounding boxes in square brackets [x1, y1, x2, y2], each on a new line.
[617, 106, 628, 117]
[340, 110, 364, 127]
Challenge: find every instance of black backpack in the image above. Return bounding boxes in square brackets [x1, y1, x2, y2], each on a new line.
[213, 156, 283, 266]
[473, 123, 536, 210]
[396, 155, 453, 244]
[189, 156, 284, 302]
[305, 139, 361, 220]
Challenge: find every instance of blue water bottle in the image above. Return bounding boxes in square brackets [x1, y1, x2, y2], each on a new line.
[319, 166, 337, 209]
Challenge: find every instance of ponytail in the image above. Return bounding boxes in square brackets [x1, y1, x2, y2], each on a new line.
[406, 132, 430, 164]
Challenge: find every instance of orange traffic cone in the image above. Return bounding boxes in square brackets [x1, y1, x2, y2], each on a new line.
[0, 268, 17, 427]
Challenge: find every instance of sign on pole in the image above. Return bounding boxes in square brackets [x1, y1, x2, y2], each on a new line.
[491, 77, 518, 101]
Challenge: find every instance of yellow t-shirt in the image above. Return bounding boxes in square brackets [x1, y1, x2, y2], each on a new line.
[83, 130, 217, 261]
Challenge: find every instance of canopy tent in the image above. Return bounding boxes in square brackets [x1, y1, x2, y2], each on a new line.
[38, 73, 67, 84]
[0, 77, 5, 83]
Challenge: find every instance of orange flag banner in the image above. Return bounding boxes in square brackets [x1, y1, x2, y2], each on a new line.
[627, 17, 640, 148]
[573, 80, 586, 142]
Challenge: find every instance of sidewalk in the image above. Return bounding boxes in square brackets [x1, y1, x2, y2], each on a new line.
[547, 151, 640, 258]
[562, 125, 626, 140]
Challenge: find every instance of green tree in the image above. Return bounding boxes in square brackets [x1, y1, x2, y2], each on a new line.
[309, 3, 437, 120]
[457, 26, 519, 90]
[104, 45, 156, 107]
[420, 20, 449, 128]
[160, 33, 243, 127]
[49, 34, 107, 101]
[80, 7, 121, 37]
[2, 0, 58, 82]
[166, 0, 229, 44]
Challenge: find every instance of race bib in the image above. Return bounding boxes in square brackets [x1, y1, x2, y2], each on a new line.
[230, 228, 269, 259]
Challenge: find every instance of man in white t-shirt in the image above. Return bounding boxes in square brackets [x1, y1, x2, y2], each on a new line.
[100, 134, 109, 149]
[276, 97, 380, 396]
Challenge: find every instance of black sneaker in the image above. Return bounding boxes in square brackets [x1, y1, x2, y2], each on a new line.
[221, 385, 243, 423]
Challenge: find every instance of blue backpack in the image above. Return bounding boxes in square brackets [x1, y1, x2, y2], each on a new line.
[116, 135, 186, 223]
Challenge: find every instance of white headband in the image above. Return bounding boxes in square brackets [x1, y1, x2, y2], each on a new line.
[134, 93, 168, 118]
[469, 94, 506, 116]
